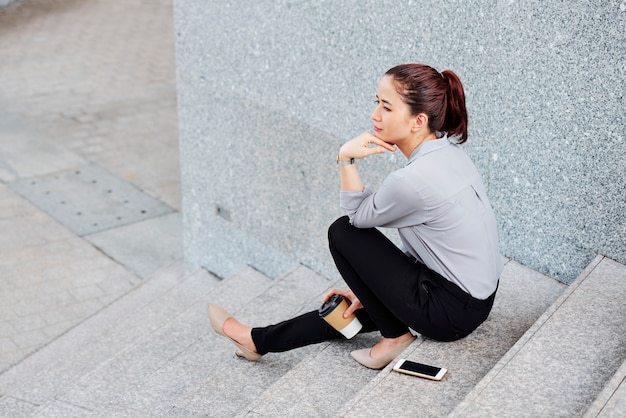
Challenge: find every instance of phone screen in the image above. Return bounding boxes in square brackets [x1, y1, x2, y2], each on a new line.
[399, 360, 441, 377]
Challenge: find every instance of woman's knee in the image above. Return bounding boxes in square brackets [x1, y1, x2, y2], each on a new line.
[328, 216, 351, 242]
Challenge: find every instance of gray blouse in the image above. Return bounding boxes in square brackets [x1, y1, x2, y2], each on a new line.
[340, 135, 503, 299]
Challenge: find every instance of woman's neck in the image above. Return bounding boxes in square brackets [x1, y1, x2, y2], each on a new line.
[398, 131, 438, 158]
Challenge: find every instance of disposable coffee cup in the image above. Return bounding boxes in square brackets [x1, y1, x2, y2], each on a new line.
[318, 294, 362, 339]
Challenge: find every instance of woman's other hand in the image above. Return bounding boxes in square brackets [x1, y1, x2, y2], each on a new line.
[323, 289, 364, 319]
[338, 132, 396, 161]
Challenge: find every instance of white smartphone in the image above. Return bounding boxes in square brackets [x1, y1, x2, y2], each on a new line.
[392, 358, 447, 381]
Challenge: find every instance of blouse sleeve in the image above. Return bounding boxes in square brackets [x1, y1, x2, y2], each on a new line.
[339, 171, 427, 228]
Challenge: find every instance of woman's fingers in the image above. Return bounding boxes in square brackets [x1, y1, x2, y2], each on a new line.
[342, 290, 363, 317]
[344, 299, 363, 318]
[343, 290, 357, 304]
[339, 132, 395, 160]
[370, 136, 397, 152]
[323, 289, 363, 318]
[323, 289, 347, 302]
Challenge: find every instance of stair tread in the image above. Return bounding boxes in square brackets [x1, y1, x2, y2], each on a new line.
[339, 259, 566, 417]
[3, 254, 620, 417]
[450, 256, 626, 418]
[48, 266, 276, 413]
[241, 279, 381, 417]
[0, 260, 192, 402]
[0, 261, 225, 409]
[244, 336, 381, 418]
[170, 265, 332, 417]
[584, 357, 626, 418]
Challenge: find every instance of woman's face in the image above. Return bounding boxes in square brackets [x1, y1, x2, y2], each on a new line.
[371, 75, 415, 145]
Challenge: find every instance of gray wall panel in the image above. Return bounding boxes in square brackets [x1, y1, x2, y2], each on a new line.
[175, 0, 625, 283]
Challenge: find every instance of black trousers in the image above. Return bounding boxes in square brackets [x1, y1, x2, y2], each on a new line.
[251, 216, 497, 355]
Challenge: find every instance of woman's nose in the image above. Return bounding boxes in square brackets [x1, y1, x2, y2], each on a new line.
[371, 108, 380, 121]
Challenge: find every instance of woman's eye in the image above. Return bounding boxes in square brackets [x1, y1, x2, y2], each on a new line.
[374, 100, 391, 111]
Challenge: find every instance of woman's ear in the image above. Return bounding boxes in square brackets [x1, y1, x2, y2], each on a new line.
[411, 113, 429, 132]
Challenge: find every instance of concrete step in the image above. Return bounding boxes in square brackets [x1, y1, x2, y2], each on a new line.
[226, 258, 564, 417]
[0, 260, 234, 416]
[584, 357, 626, 418]
[450, 256, 626, 417]
[170, 265, 333, 417]
[0, 260, 200, 407]
[338, 259, 566, 417]
[3, 254, 620, 417]
[238, 278, 378, 417]
[36, 265, 276, 417]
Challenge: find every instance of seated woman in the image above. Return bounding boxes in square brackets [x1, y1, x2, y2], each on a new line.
[209, 63, 503, 369]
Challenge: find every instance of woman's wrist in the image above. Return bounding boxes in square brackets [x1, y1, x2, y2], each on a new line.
[337, 145, 355, 162]
[337, 148, 351, 162]
[336, 154, 355, 165]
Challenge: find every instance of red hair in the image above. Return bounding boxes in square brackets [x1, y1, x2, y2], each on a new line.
[385, 64, 468, 143]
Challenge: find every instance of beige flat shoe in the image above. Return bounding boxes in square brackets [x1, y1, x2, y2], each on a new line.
[350, 336, 416, 369]
[208, 303, 262, 361]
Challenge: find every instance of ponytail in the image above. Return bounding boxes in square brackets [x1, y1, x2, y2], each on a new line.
[441, 70, 468, 143]
[385, 64, 469, 144]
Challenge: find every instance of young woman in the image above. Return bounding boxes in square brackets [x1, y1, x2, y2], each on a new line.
[209, 63, 503, 369]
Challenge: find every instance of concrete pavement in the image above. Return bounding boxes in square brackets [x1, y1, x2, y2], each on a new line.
[0, 0, 182, 373]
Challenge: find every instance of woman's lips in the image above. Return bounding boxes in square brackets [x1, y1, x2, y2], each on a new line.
[373, 126, 382, 133]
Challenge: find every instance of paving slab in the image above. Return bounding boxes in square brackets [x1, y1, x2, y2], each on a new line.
[0, 0, 180, 213]
[597, 378, 626, 418]
[134, 267, 278, 415]
[340, 259, 566, 417]
[0, 185, 140, 373]
[245, 335, 380, 418]
[0, 183, 73, 251]
[74, 92, 182, 212]
[86, 212, 183, 278]
[8, 164, 173, 236]
[0, 1, 19, 10]
[31, 400, 96, 418]
[0, 114, 86, 182]
[451, 256, 626, 418]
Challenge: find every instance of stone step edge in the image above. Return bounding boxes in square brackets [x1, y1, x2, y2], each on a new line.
[583, 357, 626, 417]
[449, 254, 604, 417]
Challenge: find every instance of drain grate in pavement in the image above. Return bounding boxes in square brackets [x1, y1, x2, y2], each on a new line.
[9, 164, 173, 236]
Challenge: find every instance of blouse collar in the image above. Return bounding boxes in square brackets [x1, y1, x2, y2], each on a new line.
[407, 133, 454, 165]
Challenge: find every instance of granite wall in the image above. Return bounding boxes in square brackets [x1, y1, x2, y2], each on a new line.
[174, 0, 625, 284]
